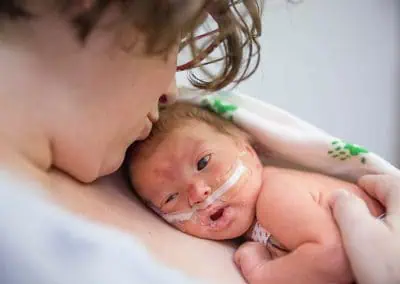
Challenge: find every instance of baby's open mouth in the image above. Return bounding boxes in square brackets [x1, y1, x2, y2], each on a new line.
[210, 208, 225, 221]
[203, 205, 233, 231]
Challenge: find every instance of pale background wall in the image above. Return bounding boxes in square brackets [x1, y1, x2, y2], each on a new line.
[177, 0, 400, 166]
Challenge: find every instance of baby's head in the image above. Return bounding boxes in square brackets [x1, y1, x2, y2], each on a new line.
[127, 103, 263, 240]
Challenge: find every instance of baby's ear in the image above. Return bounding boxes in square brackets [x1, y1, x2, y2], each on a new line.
[245, 144, 257, 157]
[233, 137, 254, 157]
[241, 143, 261, 160]
[252, 142, 271, 155]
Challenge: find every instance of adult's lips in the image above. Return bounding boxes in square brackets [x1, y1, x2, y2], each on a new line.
[137, 110, 159, 140]
[147, 111, 159, 124]
[137, 117, 152, 140]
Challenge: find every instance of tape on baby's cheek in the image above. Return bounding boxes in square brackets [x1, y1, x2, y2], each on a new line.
[159, 159, 247, 224]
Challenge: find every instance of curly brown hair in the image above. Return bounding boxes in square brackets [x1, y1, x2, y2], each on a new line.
[0, 0, 263, 90]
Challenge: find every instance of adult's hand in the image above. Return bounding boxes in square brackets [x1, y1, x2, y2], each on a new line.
[330, 174, 400, 284]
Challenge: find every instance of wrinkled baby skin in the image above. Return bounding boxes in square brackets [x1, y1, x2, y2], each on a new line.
[130, 120, 384, 284]
[130, 120, 264, 240]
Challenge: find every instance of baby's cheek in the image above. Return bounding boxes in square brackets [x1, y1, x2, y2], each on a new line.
[210, 163, 232, 184]
[179, 220, 212, 238]
[255, 160, 262, 172]
[172, 222, 189, 235]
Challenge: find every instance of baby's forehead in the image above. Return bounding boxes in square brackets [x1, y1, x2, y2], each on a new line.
[135, 158, 183, 203]
[135, 138, 196, 178]
[133, 121, 223, 176]
[153, 125, 209, 154]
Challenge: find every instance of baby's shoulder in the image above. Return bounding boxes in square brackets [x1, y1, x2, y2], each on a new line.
[257, 167, 319, 214]
[259, 166, 315, 194]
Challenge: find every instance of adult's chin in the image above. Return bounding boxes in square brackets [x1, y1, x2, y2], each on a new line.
[99, 154, 124, 178]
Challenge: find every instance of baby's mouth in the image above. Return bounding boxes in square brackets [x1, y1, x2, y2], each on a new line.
[210, 207, 225, 221]
[200, 204, 233, 231]
[206, 204, 231, 224]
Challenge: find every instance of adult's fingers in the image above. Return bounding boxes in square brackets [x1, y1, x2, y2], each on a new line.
[329, 190, 386, 244]
[329, 189, 391, 284]
[358, 175, 400, 214]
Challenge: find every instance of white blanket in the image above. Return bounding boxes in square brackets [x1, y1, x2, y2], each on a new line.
[178, 87, 400, 180]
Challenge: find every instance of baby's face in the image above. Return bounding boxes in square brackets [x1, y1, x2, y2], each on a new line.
[130, 121, 263, 240]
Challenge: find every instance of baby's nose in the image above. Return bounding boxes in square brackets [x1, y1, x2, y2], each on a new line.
[188, 181, 211, 206]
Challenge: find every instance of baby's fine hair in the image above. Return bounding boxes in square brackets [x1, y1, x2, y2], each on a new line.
[127, 103, 251, 162]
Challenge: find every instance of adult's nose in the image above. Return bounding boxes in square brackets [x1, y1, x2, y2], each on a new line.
[159, 77, 178, 106]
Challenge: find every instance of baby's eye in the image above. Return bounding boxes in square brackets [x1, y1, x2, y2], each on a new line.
[165, 193, 179, 204]
[197, 154, 211, 171]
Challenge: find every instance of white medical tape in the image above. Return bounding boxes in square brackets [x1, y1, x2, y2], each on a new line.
[160, 159, 247, 223]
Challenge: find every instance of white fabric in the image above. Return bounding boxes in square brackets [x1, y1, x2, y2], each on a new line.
[178, 87, 400, 180]
[0, 170, 201, 284]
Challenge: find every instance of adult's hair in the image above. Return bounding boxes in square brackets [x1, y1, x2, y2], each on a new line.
[0, 0, 263, 90]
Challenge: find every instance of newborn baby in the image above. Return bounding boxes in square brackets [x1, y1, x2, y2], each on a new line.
[127, 103, 384, 284]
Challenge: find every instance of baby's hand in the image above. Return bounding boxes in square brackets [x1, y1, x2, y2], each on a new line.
[234, 242, 273, 283]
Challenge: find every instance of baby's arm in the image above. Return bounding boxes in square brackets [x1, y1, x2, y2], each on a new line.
[236, 175, 353, 284]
